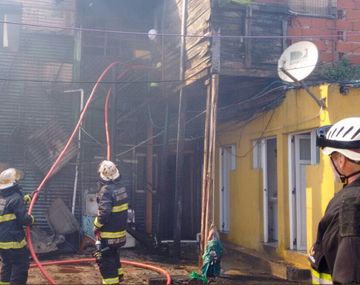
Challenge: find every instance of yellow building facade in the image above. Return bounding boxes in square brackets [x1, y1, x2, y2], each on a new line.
[216, 84, 360, 266]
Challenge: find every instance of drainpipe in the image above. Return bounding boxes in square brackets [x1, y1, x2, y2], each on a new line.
[64, 89, 84, 215]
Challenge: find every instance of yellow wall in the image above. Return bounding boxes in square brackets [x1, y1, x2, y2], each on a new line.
[216, 84, 360, 263]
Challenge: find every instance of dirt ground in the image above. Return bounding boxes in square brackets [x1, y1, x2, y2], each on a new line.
[3, 244, 304, 285]
[27, 248, 198, 285]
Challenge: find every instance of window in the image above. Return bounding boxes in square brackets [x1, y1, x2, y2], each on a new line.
[311, 129, 320, 165]
[0, 5, 21, 51]
[289, 0, 337, 17]
[252, 140, 262, 169]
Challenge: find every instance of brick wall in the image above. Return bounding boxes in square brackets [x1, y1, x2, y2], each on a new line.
[288, 16, 336, 63]
[287, 0, 360, 65]
[336, 0, 360, 64]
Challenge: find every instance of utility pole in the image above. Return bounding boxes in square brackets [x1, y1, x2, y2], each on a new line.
[173, 0, 188, 258]
[157, 0, 169, 241]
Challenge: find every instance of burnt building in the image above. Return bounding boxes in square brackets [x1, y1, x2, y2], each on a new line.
[1, 0, 350, 257]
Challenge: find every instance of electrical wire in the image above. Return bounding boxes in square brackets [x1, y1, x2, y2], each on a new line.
[80, 127, 105, 146]
[147, 104, 163, 130]
[218, 85, 286, 112]
[0, 78, 187, 84]
[0, 60, 336, 85]
[115, 109, 206, 157]
[1, 20, 355, 40]
[115, 81, 288, 158]
[225, 108, 277, 160]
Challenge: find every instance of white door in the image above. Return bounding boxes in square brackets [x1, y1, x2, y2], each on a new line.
[262, 138, 278, 243]
[219, 146, 232, 233]
[289, 134, 311, 250]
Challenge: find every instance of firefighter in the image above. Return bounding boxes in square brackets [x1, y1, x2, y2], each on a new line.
[0, 168, 34, 285]
[310, 117, 360, 284]
[93, 160, 128, 285]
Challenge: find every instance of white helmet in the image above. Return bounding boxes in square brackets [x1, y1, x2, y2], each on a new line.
[316, 117, 360, 161]
[98, 160, 120, 181]
[0, 168, 24, 190]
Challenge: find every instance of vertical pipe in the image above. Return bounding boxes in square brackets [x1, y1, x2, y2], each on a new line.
[3, 14, 8, 48]
[146, 122, 154, 235]
[64, 89, 84, 215]
[173, 0, 188, 258]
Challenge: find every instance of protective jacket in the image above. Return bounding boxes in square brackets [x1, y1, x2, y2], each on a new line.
[310, 177, 360, 284]
[94, 178, 128, 247]
[0, 183, 33, 249]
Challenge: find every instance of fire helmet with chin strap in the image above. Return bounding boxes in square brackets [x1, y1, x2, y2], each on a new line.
[316, 117, 360, 184]
[0, 168, 24, 190]
[98, 160, 120, 181]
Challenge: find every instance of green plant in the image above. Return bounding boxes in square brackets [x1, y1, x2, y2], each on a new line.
[321, 58, 360, 81]
[218, 0, 252, 7]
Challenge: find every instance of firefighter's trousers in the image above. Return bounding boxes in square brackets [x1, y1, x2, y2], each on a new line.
[97, 246, 123, 285]
[0, 247, 30, 285]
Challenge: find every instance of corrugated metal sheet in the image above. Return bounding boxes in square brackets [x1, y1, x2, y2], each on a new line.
[0, 0, 76, 229]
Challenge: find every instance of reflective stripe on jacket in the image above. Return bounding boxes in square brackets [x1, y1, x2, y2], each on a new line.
[312, 269, 333, 284]
[0, 184, 33, 249]
[94, 178, 128, 247]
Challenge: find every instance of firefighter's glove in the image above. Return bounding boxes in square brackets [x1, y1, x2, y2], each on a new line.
[93, 250, 102, 264]
[23, 194, 32, 205]
[28, 215, 35, 227]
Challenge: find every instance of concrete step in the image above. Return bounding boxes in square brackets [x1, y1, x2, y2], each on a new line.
[223, 242, 311, 283]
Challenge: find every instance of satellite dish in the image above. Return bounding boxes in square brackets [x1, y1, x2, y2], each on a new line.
[277, 41, 319, 83]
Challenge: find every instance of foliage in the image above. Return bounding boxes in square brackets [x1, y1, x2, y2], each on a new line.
[321, 58, 360, 82]
[218, 0, 252, 7]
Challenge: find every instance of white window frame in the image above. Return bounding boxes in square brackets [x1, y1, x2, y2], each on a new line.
[219, 144, 236, 233]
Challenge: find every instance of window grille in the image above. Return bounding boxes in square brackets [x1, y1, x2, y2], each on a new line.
[289, 0, 337, 17]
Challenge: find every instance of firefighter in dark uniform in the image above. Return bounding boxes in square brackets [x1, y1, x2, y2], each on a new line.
[93, 160, 128, 285]
[0, 168, 34, 285]
[310, 117, 360, 284]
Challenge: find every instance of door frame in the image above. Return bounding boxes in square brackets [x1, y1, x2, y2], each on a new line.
[288, 131, 318, 250]
[219, 145, 236, 233]
[261, 137, 277, 243]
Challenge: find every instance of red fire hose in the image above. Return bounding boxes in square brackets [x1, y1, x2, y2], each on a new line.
[26, 62, 171, 285]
